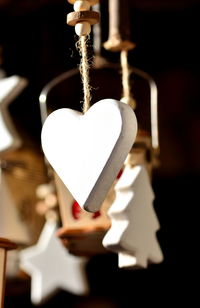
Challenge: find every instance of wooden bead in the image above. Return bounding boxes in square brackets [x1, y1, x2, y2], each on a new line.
[75, 21, 91, 36]
[45, 193, 58, 208]
[45, 210, 58, 222]
[104, 0, 135, 52]
[67, 10, 99, 26]
[74, 1, 90, 12]
[104, 39, 136, 52]
[36, 183, 54, 199]
[68, 0, 98, 5]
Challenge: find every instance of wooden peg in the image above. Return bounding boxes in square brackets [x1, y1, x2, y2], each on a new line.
[67, 0, 100, 36]
[68, 0, 99, 5]
[104, 0, 135, 51]
[0, 238, 17, 308]
[67, 11, 99, 26]
[74, 0, 91, 11]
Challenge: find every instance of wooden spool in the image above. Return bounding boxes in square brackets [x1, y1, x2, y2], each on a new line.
[67, 0, 100, 36]
[104, 0, 135, 51]
[0, 238, 17, 308]
[67, 11, 99, 26]
[68, 0, 99, 4]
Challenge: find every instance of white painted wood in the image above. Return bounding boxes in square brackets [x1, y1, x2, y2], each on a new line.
[41, 99, 137, 212]
[0, 171, 30, 244]
[118, 252, 137, 268]
[75, 22, 91, 36]
[74, 1, 91, 11]
[19, 220, 89, 305]
[103, 165, 163, 268]
[0, 75, 27, 153]
[0, 248, 6, 308]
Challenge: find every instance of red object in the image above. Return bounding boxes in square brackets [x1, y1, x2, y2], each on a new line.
[117, 168, 123, 179]
[72, 200, 101, 220]
[72, 201, 82, 220]
[92, 211, 101, 219]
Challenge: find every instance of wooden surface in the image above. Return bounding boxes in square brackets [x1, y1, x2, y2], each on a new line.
[57, 227, 108, 256]
[0, 239, 17, 251]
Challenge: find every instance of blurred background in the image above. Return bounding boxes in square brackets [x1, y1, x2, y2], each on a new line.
[0, 0, 199, 306]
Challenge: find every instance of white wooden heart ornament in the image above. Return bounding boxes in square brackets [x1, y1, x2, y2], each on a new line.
[41, 99, 137, 212]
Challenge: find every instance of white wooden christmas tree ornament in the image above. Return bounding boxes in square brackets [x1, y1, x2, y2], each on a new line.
[103, 165, 163, 268]
[41, 99, 137, 212]
[19, 220, 89, 305]
[118, 252, 137, 268]
[0, 75, 27, 153]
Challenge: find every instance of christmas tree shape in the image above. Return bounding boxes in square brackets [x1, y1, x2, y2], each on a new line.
[103, 165, 163, 268]
[0, 171, 30, 244]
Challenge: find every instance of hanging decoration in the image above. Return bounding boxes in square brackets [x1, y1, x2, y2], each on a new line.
[103, 165, 163, 268]
[0, 75, 27, 154]
[39, 0, 161, 288]
[41, 99, 137, 212]
[101, 0, 163, 268]
[38, 2, 159, 255]
[41, 0, 138, 213]
[103, 0, 136, 108]
[19, 220, 89, 305]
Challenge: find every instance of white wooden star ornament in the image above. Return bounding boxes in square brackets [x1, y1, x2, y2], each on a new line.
[41, 99, 137, 212]
[103, 165, 164, 268]
[0, 75, 27, 153]
[19, 220, 89, 305]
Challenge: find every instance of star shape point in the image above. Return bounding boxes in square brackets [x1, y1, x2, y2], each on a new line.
[20, 221, 89, 305]
[0, 75, 27, 153]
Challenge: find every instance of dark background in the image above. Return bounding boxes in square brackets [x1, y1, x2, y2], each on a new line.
[0, 0, 199, 306]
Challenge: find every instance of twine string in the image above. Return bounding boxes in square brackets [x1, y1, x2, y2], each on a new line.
[121, 50, 130, 100]
[120, 50, 136, 109]
[77, 36, 91, 114]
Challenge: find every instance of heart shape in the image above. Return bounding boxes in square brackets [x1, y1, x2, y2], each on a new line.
[41, 99, 137, 212]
